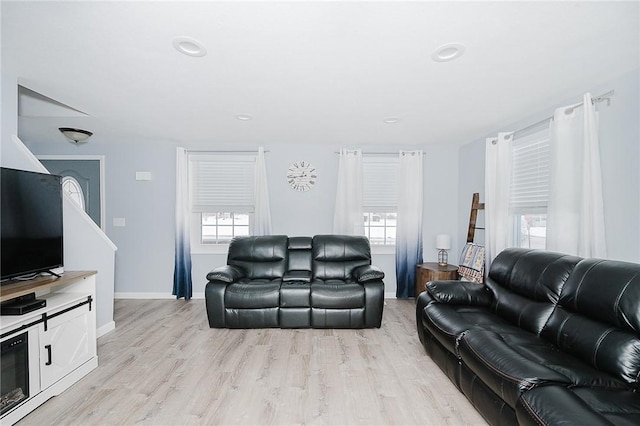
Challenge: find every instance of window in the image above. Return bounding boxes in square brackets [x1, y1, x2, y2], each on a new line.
[188, 154, 256, 252]
[510, 128, 550, 249]
[363, 157, 398, 246]
[201, 212, 250, 244]
[62, 176, 85, 211]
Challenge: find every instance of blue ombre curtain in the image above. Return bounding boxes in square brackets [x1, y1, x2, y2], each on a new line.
[395, 150, 423, 298]
[253, 146, 272, 236]
[333, 149, 365, 235]
[172, 147, 193, 300]
[547, 93, 606, 258]
[485, 133, 513, 272]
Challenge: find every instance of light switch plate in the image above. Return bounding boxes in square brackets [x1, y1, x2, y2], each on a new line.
[113, 217, 126, 227]
[136, 171, 152, 181]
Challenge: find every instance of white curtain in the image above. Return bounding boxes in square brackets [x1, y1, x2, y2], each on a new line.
[172, 147, 192, 300]
[333, 149, 364, 235]
[546, 93, 607, 258]
[395, 150, 423, 298]
[484, 132, 513, 271]
[253, 146, 272, 236]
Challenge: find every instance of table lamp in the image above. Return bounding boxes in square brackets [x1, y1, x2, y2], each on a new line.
[436, 234, 451, 266]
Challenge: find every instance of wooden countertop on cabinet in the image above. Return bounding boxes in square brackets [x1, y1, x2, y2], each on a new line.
[415, 262, 459, 297]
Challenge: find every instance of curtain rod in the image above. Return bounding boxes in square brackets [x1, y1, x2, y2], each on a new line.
[513, 90, 614, 137]
[186, 149, 269, 154]
[333, 151, 426, 155]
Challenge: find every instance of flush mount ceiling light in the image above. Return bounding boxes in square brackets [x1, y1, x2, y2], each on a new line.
[172, 36, 207, 57]
[59, 127, 93, 144]
[235, 114, 253, 121]
[431, 42, 466, 62]
[383, 117, 401, 124]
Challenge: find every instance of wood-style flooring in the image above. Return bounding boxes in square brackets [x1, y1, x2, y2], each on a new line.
[18, 299, 487, 425]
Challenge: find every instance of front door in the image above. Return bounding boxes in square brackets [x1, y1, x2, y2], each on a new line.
[39, 157, 103, 229]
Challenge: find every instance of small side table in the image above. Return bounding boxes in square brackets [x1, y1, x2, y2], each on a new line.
[415, 262, 459, 297]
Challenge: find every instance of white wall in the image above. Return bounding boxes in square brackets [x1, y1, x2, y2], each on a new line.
[25, 137, 461, 298]
[458, 68, 640, 262]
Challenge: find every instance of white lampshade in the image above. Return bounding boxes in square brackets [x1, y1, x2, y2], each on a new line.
[435, 234, 451, 250]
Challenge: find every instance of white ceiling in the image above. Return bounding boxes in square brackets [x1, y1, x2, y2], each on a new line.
[3, 1, 639, 147]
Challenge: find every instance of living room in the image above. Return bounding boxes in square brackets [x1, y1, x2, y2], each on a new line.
[1, 1, 639, 425]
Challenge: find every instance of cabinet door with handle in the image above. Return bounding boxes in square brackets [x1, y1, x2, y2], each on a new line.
[39, 300, 95, 390]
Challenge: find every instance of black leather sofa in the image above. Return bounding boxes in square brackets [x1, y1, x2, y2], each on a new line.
[205, 235, 385, 328]
[416, 248, 640, 426]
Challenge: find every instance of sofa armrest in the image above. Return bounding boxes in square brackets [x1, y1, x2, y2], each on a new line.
[283, 270, 312, 282]
[352, 265, 385, 283]
[206, 265, 244, 283]
[426, 280, 492, 306]
[362, 280, 385, 328]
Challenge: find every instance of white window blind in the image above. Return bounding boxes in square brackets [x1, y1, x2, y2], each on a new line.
[510, 128, 550, 214]
[363, 157, 398, 212]
[188, 154, 256, 212]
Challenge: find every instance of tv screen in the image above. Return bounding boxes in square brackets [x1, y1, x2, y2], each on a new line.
[1, 167, 64, 281]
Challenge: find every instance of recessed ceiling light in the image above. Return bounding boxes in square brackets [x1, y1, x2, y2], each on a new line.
[235, 114, 253, 121]
[383, 117, 401, 124]
[431, 42, 465, 62]
[172, 36, 207, 57]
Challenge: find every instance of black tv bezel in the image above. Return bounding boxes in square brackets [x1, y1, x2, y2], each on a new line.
[1, 167, 64, 282]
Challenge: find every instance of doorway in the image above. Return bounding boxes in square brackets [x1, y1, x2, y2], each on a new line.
[38, 156, 105, 231]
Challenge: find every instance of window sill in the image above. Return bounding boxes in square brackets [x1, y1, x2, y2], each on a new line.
[191, 245, 230, 255]
[371, 245, 396, 255]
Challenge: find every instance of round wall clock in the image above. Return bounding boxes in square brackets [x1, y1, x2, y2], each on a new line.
[287, 161, 316, 192]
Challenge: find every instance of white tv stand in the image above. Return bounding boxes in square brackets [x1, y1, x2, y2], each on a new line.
[0, 271, 98, 425]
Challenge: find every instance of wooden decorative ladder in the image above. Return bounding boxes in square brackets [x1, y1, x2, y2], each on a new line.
[466, 192, 485, 243]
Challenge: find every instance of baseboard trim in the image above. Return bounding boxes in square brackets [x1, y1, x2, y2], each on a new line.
[97, 321, 116, 338]
[114, 292, 205, 299]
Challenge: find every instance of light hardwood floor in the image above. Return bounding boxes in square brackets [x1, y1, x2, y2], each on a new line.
[18, 299, 487, 426]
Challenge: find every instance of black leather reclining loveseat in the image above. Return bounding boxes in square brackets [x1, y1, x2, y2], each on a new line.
[205, 235, 385, 328]
[416, 248, 640, 426]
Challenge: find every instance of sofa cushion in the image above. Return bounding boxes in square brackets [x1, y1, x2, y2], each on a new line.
[516, 386, 640, 426]
[283, 270, 312, 282]
[312, 235, 371, 281]
[311, 281, 365, 309]
[542, 257, 640, 387]
[488, 249, 581, 304]
[287, 236, 313, 272]
[224, 279, 281, 309]
[458, 330, 627, 409]
[422, 303, 517, 355]
[558, 258, 640, 338]
[486, 248, 581, 335]
[280, 281, 310, 307]
[227, 235, 288, 279]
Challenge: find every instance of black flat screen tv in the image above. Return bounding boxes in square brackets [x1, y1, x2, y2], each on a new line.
[1, 167, 64, 281]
